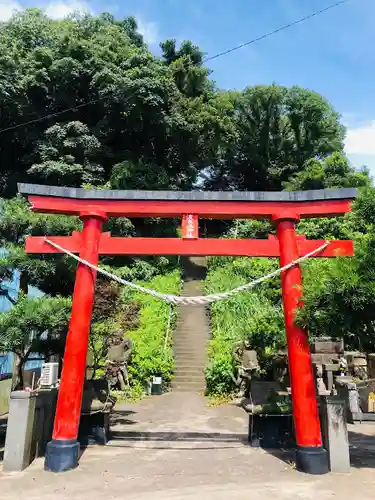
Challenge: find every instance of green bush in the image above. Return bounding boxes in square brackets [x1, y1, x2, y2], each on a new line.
[205, 257, 285, 395]
[88, 270, 180, 397]
[124, 271, 181, 390]
[205, 355, 235, 395]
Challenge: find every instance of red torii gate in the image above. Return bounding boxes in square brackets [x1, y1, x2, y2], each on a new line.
[18, 183, 356, 475]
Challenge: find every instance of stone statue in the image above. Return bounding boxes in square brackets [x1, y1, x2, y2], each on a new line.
[105, 331, 133, 391]
[315, 364, 328, 395]
[272, 353, 289, 387]
[232, 341, 259, 397]
[339, 356, 348, 377]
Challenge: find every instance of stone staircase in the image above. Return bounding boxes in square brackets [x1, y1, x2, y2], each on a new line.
[171, 256, 211, 393]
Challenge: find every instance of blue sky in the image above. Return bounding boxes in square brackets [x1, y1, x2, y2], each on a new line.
[1, 0, 375, 173]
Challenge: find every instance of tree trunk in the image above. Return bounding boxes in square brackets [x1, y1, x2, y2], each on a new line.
[12, 352, 24, 390]
[19, 272, 29, 296]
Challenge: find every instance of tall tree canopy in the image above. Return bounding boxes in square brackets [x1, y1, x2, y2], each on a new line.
[0, 9, 234, 195]
[205, 85, 346, 191]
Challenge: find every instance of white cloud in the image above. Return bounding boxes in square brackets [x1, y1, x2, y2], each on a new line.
[0, 0, 22, 21]
[44, 0, 92, 19]
[137, 18, 159, 45]
[345, 121, 375, 175]
[345, 121, 375, 156]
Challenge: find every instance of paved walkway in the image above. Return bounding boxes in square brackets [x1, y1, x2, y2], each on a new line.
[1, 393, 375, 499]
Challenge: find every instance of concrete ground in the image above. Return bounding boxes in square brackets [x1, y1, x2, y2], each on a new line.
[1, 393, 375, 499]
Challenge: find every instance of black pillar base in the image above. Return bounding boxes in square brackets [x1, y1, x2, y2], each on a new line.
[296, 445, 329, 475]
[44, 439, 80, 472]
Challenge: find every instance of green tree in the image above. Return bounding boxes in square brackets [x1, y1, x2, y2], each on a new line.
[161, 39, 212, 97]
[297, 188, 375, 352]
[0, 9, 233, 196]
[28, 121, 104, 186]
[0, 196, 81, 296]
[284, 152, 370, 191]
[0, 295, 71, 388]
[206, 85, 345, 191]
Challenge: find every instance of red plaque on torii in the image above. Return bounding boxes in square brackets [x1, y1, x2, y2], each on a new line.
[18, 183, 356, 474]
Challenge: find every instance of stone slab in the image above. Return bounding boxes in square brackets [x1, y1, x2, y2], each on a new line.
[320, 395, 350, 473]
[3, 391, 36, 472]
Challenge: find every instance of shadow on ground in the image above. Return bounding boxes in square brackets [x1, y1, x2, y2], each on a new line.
[349, 427, 375, 468]
[110, 409, 137, 427]
[108, 430, 248, 450]
[264, 427, 375, 470]
[180, 256, 207, 281]
[0, 415, 7, 462]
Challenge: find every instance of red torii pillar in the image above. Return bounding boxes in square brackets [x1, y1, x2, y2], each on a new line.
[274, 214, 324, 471]
[18, 183, 356, 474]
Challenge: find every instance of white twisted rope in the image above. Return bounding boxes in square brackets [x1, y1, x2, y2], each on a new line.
[44, 238, 329, 305]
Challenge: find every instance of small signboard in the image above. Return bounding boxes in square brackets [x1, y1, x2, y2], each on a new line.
[181, 214, 199, 239]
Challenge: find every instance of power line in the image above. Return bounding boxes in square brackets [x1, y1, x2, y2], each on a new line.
[0, 98, 104, 134]
[0, 0, 353, 135]
[203, 0, 352, 63]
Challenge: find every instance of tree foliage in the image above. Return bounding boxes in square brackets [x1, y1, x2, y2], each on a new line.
[205, 85, 345, 191]
[284, 152, 371, 191]
[297, 188, 375, 352]
[0, 295, 71, 388]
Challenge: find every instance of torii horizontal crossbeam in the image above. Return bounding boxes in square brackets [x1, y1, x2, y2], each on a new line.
[25, 233, 354, 257]
[18, 183, 356, 219]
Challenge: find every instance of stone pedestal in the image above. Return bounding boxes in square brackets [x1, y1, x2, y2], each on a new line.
[335, 378, 363, 422]
[3, 389, 58, 472]
[3, 391, 36, 472]
[320, 395, 351, 473]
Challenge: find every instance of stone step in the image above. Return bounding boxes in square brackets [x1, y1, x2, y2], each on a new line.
[174, 363, 206, 369]
[173, 343, 209, 348]
[173, 368, 206, 373]
[174, 361, 206, 367]
[172, 381, 206, 391]
[173, 370, 206, 377]
[174, 328, 210, 332]
[175, 324, 210, 328]
[174, 373, 205, 378]
[173, 332, 210, 337]
[172, 256, 210, 394]
[174, 332, 210, 337]
[173, 355, 207, 361]
[174, 328, 210, 334]
[173, 356, 207, 362]
[174, 372, 205, 378]
[173, 350, 208, 355]
[174, 343, 207, 348]
[174, 324, 210, 330]
[173, 340, 210, 347]
[173, 336, 210, 341]
[174, 332, 209, 335]
[174, 355, 206, 361]
[171, 386, 206, 393]
[174, 328, 210, 331]
[173, 377, 206, 385]
[174, 347, 208, 353]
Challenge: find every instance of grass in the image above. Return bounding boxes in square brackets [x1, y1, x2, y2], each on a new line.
[204, 257, 285, 396]
[206, 393, 235, 407]
[123, 270, 181, 393]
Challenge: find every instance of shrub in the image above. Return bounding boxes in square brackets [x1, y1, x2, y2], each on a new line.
[205, 257, 285, 395]
[123, 270, 181, 390]
[88, 271, 180, 395]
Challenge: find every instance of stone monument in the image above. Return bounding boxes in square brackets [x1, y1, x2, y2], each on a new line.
[105, 332, 133, 391]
